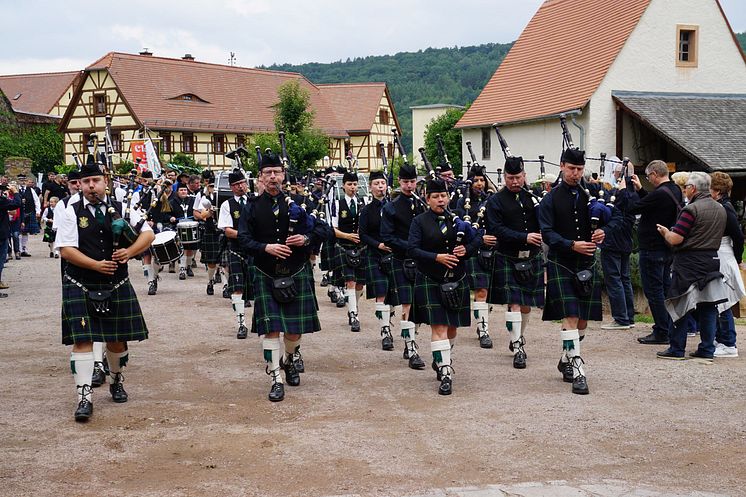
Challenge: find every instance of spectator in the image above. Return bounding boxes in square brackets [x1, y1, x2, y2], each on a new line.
[0, 183, 22, 295]
[710, 172, 743, 358]
[6, 183, 22, 260]
[628, 160, 683, 345]
[655, 172, 728, 361]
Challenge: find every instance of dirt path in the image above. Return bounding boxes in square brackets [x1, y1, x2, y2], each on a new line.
[1, 236, 744, 497]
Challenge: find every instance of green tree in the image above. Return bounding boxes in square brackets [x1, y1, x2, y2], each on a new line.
[423, 107, 466, 176]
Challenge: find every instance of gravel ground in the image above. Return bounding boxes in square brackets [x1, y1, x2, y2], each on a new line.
[1, 236, 744, 497]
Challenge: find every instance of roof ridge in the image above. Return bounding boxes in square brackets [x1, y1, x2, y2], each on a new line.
[318, 82, 386, 87]
[0, 70, 80, 78]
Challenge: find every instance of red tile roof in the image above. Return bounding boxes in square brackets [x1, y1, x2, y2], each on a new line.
[77, 52, 391, 138]
[457, 0, 651, 128]
[0, 71, 80, 115]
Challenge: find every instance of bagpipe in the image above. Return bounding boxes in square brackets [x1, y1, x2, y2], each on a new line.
[278, 131, 314, 236]
[378, 141, 393, 201]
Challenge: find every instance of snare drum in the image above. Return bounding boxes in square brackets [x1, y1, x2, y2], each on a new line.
[177, 220, 201, 248]
[150, 230, 183, 265]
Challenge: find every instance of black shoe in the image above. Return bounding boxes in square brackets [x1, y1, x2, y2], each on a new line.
[336, 297, 346, 308]
[49, 252, 54, 258]
[236, 325, 248, 339]
[381, 327, 394, 351]
[268, 381, 285, 402]
[281, 358, 300, 386]
[688, 350, 714, 361]
[557, 359, 573, 383]
[186, 266, 194, 277]
[350, 313, 360, 332]
[54, 253, 59, 259]
[656, 348, 686, 360]
[572, 374, 589, 395]
[15, 253, 21, 260]
[638, 333, 669, 345]
[109, 374, 128, 403]
[432, 360, 443, 381]
[179, 270, 186, 280]
[245, 300, 252, 308]
[21, 251, 31, 257]
[91, 362, 107, 387]
[293, 352, 305, 373]
[402, 346, 410, 360]
[213, 271, 222, 284]
[513, 349, 527, 369]
[408, 352, 425, 370]
[478, 331, 493, 349]
[206, 282, 214, 295]
[328, 289, 338, 304]
[74, 398, 93, 422]
[438, 376, 452, 395]
[222, 284, 230, 299]
[320, 274, 329, 287]
[148, 281, 157, 295]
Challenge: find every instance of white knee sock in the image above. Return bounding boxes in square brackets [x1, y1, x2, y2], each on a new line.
[284, 336, 301, 361]
[143, 264, 154, 283]
[207, 266, 216, 282]
[401, 320, 416, 348]
[70, 351, 94, 401]
[263, 337, 283, 384]
[92, 341, 104, 363]
[375, 302, 389, 330]
[179, 254, 187, 269]
[106, 347, 128, 383]
[431, 339, 452, 378]
[505, 311, 522, 345]
[474, 301, 490, 335]
[346, 288, 358, 315]
[356, 287, 364, 304]
[231, 294, 245, 326]
[521, 311, 531, 335]
[560, 329, 585, 377]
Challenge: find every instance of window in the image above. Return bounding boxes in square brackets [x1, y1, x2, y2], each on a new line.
[161, 133, 172, 154]
[236, 134, 246, 148]
[379, 109, 390, 125]
[182, 133, 194, 153]
[111, 133, 121, 153]
[481, 128, 491, 160]
[677, 25, 698, 67]
[93, 94, 107, 116]
[387, 142, 394, 160]
[213, 134, 225, 153]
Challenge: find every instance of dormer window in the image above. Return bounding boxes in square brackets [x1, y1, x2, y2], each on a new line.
[169, 93, 209, 103]
[677, 24, 698, 68]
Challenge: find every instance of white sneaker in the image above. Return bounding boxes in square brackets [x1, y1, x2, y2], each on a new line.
[714, 345, 738, 358]
[601, 321, 631, 330]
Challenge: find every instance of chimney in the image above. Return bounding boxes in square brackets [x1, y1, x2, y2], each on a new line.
[139, 48, 153, 56]
[182, 54, 195, 61]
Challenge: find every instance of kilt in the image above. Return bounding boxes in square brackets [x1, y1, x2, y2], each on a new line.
[466, 257, 490, 290]
[252, 263, 321, 335]
[488, 252, 545, 307]
[384, 257, 415, 307]
[365, 250, 389, 299]
[319, 241, 334, 271]
[21, 214, 40, 235]
[199, 228, 222, 264]
[412, 273, 470, 327]
[61, 276, 148, 345]
[542, 255, 602, 321]
[226, 250, 254, 300]
[42, 227, 55, 243]
[332, 243, 366, 285]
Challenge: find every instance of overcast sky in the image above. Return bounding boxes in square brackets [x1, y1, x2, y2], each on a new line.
[1, 0, 744, 75]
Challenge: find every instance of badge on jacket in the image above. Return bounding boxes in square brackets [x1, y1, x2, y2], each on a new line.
[79, 217, 89, 229]
[341, 211, 348, 219]
[233, 210, 240, 219]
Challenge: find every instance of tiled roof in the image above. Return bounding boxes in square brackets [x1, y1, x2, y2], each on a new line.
[613, 91, 746, 172]
[457, 0, 651, 128]
[0, 71, 80, 115]
[318, 83, 389, 133]
[80, 52, 372, 137]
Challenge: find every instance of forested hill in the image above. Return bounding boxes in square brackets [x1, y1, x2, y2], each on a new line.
[261, 43, 513, 151]
[263, 34, 746, 151]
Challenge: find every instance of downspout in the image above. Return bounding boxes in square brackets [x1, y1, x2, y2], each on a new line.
[570, 111, 585, 150]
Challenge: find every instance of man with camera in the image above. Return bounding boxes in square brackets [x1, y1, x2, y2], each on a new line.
[0, 183, 22, 296]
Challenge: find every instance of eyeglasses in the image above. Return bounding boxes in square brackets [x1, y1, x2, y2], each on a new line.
[684, 184, 694, 188]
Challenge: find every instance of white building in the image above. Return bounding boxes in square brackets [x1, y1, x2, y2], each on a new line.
[456, 0, 746, 185]
[411, 104, 464, 165]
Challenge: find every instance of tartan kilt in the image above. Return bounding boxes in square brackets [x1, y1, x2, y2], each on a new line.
[21, 214, 40, 235]
[226, 250, 254, 300]
[413, 273, 470, 327]
[61, 277, 148, 345]
[42, 227, 55, 243]
[332, 243, 367, 285]
[319, 241, 334, 271]
[542, 254, 602, 321]
[488, 252, 545, 307]
[384, 257, 415, 307]
[251, 263, 321, 335]
[199, 228, 222, 264]
[365, 250, 389, 299]
[466, 257, 491, 290]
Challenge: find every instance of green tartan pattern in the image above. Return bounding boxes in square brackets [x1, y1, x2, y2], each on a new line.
[412, 273, 471, 327]
[465, 257, 491, 290]
[542, 255, 602, 321]
[61, 278, 148, 345]
[319, 241, 334, 271]
[331, 243, 366, 286]
[488, 252, 545, 307]
[364, 250, 389, 299]
[199, 228, 222, 264]
[384, 257, 415, 306]
[251, 263, 321, 336]
[226, 250, 254, 300]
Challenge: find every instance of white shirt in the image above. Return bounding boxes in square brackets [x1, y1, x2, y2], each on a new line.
[55, 194, 151, 249]
[218, 195, 247, 230]
[331, 194, 366, 229]
[52, 193, 80, 231]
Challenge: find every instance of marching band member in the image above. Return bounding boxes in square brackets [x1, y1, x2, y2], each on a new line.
[331, 170, 367, 332]
[130, 171, 159, 295]
[56, 163, 154, 421]
[359, 170, 394, 349]
[193, 173, 221, 295]
[455, 164, 495, 349]
[237, 151, 327, 402]
[41, 196, 59, 258]
[16, 173, 41, 256]
[381, 164, 426, 368]
[485, 156, 545, 369]
[218, 171, 253, 339]
[538, 148, 616, 395]
[408, 178, 481, 395]
[169, 184, 197, 280]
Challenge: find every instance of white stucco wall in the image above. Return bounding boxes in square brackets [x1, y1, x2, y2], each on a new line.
[412, 105, 463, 164]
[589, 0, 746, 162]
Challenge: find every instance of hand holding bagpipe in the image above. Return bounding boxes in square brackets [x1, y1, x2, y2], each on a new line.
[92, 192, 140, 251]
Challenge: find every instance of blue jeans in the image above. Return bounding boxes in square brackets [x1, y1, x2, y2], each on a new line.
[9, 229, 20, 255]
[0, 236, 7, 281]
[716, 309, 737, 347]
[639, 249, 673, 340]
[670, 304, 718, 356]
[601, 249, 635, 325]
